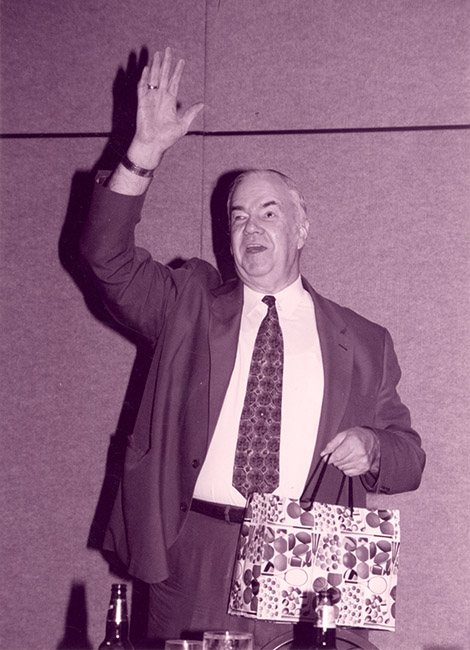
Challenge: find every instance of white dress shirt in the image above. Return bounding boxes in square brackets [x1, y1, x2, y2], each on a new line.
[193, 276, 324, 506]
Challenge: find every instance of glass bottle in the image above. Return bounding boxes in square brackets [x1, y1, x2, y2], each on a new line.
[311, 590, 337, 649]
[98, 583, 134, 649]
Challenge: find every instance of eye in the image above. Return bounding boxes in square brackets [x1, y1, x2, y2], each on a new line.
[231, 213, 247, 226]
[263, 210, 276, 219]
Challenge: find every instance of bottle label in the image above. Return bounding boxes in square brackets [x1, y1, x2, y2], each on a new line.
[316, 604, 335, 629]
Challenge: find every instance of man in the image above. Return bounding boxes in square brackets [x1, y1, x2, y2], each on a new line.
[81, 48, 425, 648]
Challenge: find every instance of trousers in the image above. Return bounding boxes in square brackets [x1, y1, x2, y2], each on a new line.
[147, 508, 292, 649]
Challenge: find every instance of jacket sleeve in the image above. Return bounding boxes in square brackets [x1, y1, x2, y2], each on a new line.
[362, 328, 426, 495]
[80, 181, 209, 343]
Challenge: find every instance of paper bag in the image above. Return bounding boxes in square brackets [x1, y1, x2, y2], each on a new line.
[228, 491, 400, 631]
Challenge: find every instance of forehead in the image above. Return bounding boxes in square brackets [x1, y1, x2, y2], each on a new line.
[230, 172, 292, 209]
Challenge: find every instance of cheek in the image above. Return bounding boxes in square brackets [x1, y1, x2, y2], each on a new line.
[230, 234, 243, 261]
[278, 230, 299, 255]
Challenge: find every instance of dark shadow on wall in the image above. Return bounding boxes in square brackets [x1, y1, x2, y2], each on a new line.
[57, 582, 93, 650]
[59, 47, 150, 331]
[209, 169, 240, 282]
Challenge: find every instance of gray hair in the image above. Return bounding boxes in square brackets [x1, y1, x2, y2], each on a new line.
[227, 169, 308, 224]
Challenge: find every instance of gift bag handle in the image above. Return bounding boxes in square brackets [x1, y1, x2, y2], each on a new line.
[302, 453, 354, 515]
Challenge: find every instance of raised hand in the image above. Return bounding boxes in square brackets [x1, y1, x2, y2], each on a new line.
[109, 47, 204, 194]
[127, 47, 204, 170]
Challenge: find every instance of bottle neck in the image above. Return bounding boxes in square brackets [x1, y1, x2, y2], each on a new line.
[104, 596, 129, 640]
[315, 602, 336, 631]
[107, 596, 127, 622]
[104, 620, 130, 640]
[313, 595, 336, 649]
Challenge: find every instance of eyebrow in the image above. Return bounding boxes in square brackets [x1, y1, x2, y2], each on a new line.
[230, 200, 280, 214]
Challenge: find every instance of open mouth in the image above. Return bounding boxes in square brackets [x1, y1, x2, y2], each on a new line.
[245, 244, 268, 254]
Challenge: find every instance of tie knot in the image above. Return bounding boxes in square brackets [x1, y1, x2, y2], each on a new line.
[262, 295, 276, 309]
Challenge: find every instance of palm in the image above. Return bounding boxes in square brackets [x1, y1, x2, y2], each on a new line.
[132, 48, 203, 166]
[137, 89, 186, 148]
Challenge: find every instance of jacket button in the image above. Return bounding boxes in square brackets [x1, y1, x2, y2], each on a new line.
[192, 459, 200, 468]
[180, 502, 188, 512]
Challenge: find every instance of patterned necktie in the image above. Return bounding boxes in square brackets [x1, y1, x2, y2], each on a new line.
[232, 295, 284, 498]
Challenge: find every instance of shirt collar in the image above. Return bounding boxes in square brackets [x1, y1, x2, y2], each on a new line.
[243, 276, 307, 318]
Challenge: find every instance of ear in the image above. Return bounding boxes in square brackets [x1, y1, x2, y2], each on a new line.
[297, 219, 310, 249]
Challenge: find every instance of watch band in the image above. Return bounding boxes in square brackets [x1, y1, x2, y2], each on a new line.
[121, 154, 155, 178]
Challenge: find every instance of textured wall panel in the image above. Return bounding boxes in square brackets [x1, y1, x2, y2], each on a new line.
[0, 135, 204, 650]
[1, 0, 206, 134]
[200, 129, 469, 649]
[2, 0, 469, 648]
[204, 0, 470, 131]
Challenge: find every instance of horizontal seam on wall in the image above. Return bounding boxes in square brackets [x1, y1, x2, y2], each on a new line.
[1, 123, 470, 139]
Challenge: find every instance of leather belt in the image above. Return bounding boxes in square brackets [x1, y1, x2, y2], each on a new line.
[190, 498, 246, 524]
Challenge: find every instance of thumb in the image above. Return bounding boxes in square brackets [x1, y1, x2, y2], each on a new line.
[182, 102, 204, 130]
[320, 430, 347, 458]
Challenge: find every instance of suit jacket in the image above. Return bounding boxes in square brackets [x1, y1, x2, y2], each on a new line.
[81, 184, 425, 584]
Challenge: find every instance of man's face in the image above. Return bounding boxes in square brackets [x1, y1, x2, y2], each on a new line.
[229, 172, 309, 293]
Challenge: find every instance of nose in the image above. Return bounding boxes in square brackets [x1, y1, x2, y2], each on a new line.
[243, 216, 262, 234]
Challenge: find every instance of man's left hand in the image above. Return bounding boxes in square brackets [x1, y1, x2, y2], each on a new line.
[320, 427, 380, 477]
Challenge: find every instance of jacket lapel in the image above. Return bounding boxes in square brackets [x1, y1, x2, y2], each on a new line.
[301, 279, 354, 500]
[207, 279, 243, 440]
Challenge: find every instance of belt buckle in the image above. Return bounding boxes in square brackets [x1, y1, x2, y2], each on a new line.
[224, 505, 232, 523]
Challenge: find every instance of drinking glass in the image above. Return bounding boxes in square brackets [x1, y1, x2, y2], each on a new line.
[165, 641, 203, 650]
[203, 631, 253, 650]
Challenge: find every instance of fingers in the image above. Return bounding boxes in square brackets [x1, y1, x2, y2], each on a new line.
[320, 431, 347, 459]
[332, 454, 364, 476]
[147, 50, 161, 86]
[168, 58, 185, 96]
[139, 48, 172, 92]
[320, 427, 377, 476]
[141, 48, 186, 96]
[138, 65, 150, 95]
[159, 46, 172, 89]
[324, 441, 362, 475]
[134, 46, 203, 152]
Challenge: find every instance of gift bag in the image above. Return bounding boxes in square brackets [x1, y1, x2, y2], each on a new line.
[228, 463, 400, 631]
